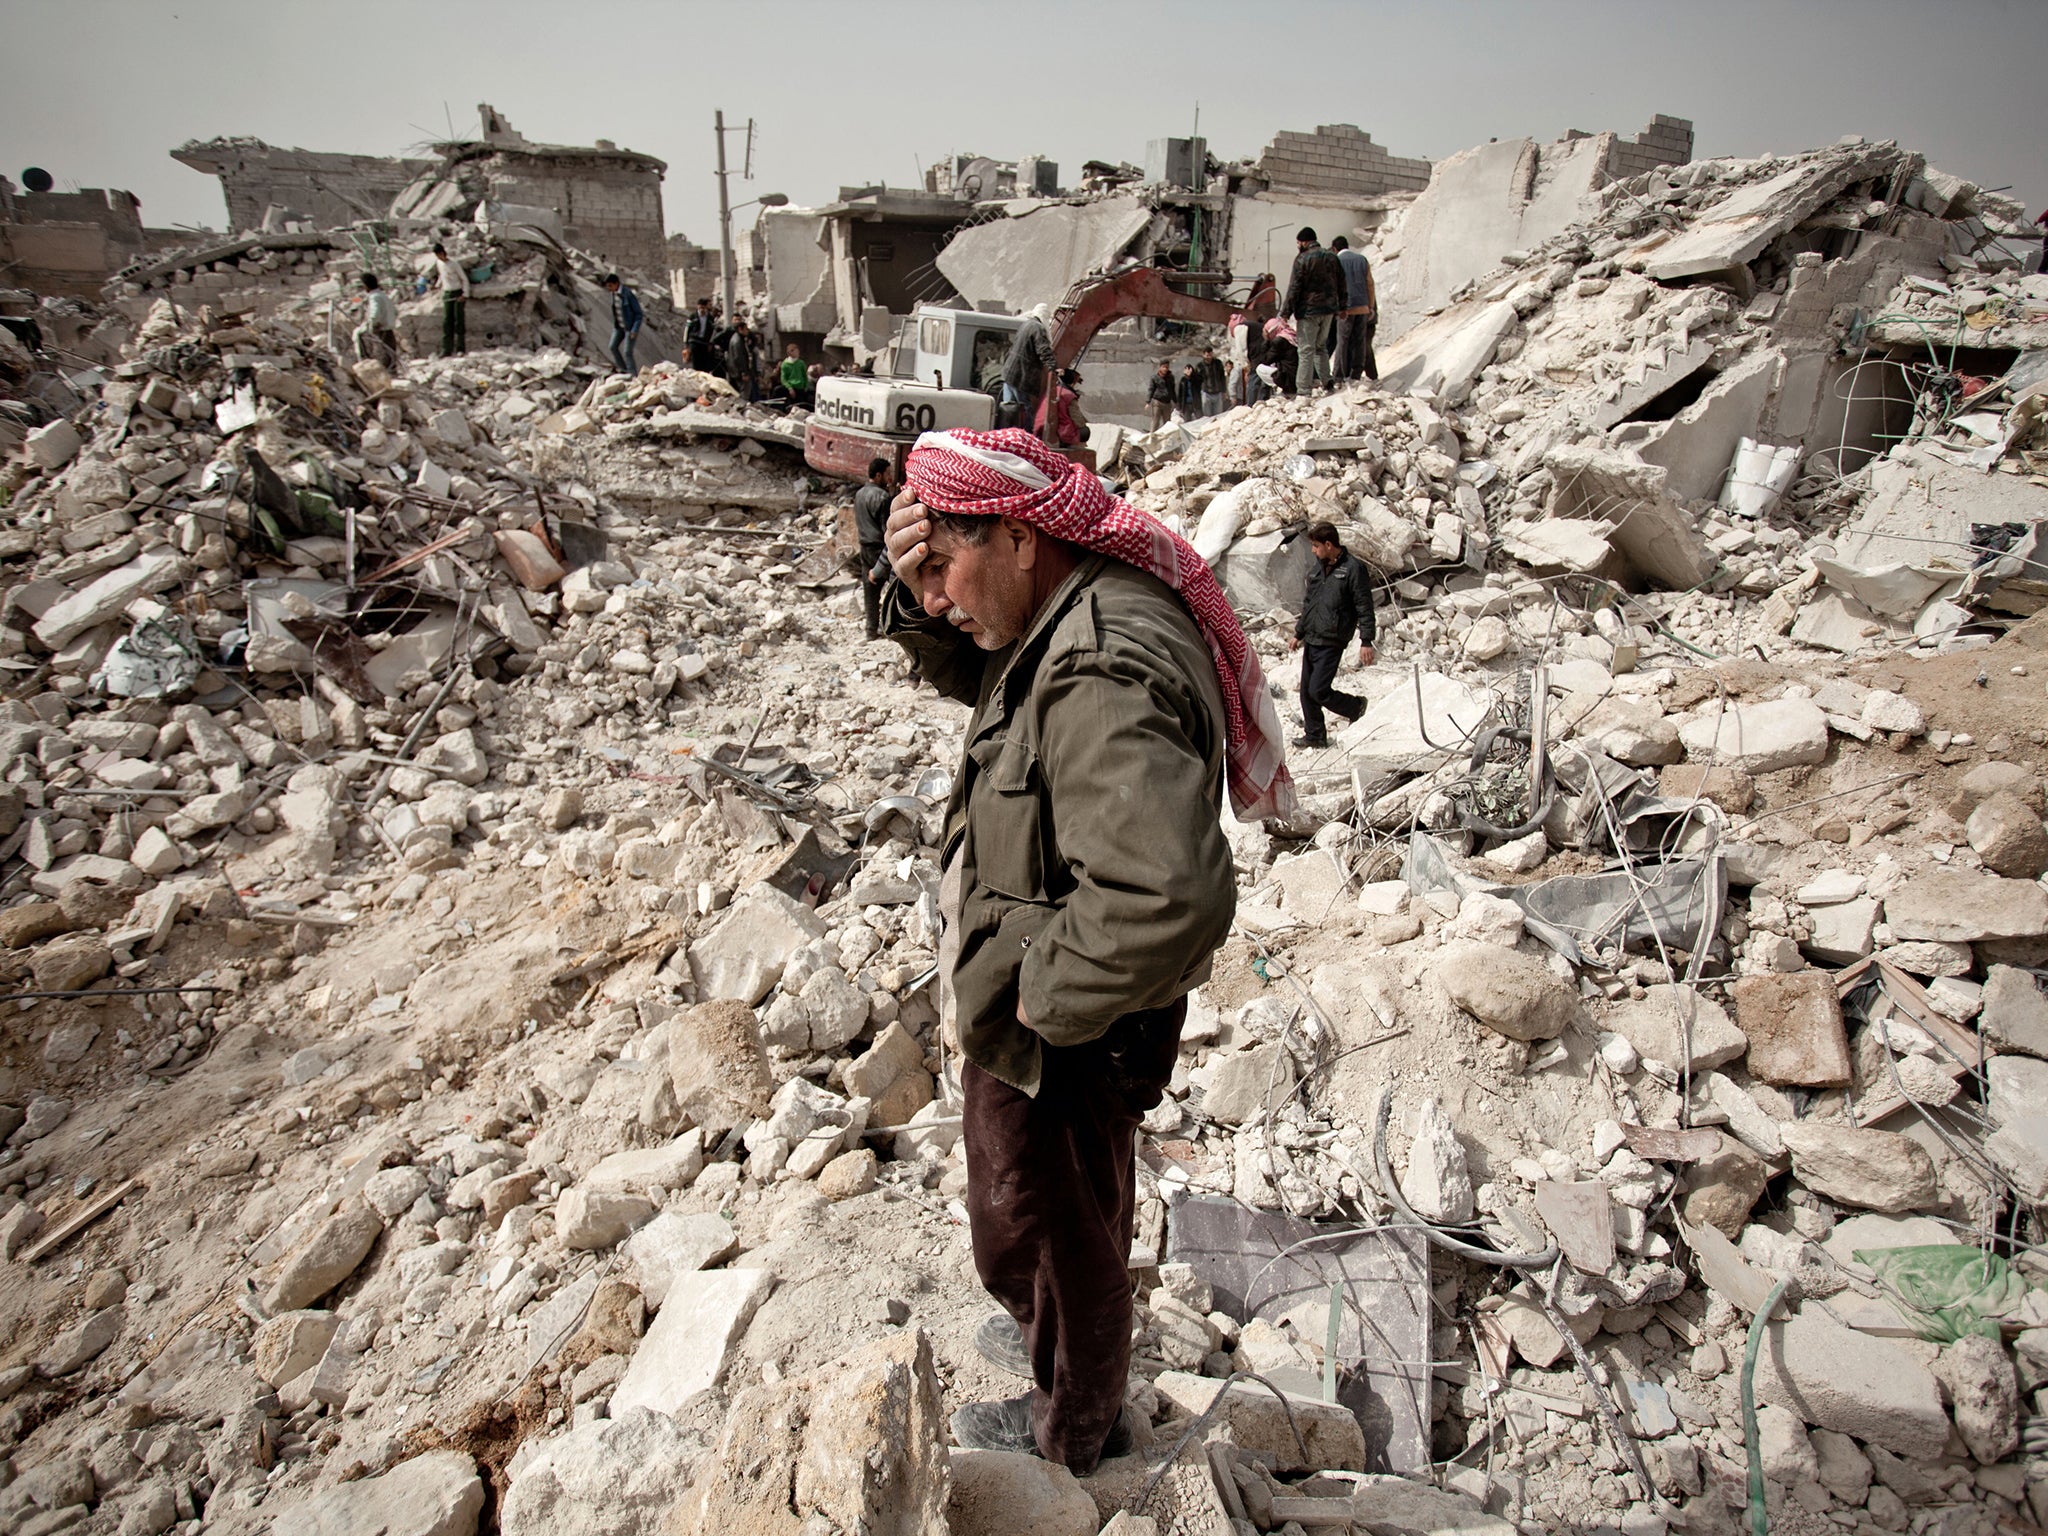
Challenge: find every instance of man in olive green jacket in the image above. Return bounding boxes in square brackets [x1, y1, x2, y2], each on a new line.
[881, 455, 1237, 1473]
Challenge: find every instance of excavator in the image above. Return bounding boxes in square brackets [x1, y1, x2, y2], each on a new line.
[803, 266, 1243, 482]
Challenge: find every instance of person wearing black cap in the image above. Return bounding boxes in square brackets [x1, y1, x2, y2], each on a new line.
[1281, 227, 1347, 395]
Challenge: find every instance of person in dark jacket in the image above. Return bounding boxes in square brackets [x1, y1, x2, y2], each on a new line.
[686, 297, 720, 373]
[1000, 304, 1056, 428]
[853, 456, 894, 639]
[1176, 363, 1202, 419]
[1329, 237, 1379, 383]
[1287, 520, 1377, 747]
[726, 319, 759, 401]
[1281, 228, 1347, 396]
[1197, 346, 1229, 416]
[1145, 360, 1177, 431]
[603, 274, 643, 376]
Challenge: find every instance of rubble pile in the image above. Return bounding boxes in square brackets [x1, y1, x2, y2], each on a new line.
[0, 134, 2045, 1536]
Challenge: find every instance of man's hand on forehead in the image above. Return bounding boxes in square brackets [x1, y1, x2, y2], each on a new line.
[884, 487, 931, 589]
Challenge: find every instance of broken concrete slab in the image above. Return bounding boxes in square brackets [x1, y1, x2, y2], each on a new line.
[1884, 869, 2048, 943]
[623, 1212, 738, 1307]
[1347, 1474, 1520, 1536]
[679, 1327, 950, 1536]
[1341, 672, 1493, 775]
[1606, 983, 1746, 1072]
[1377, 299, 1519, 406]
[1751, 1304, 1949, 1461]
[270, 1449, 484, 1536]
[948, 1450, 1099, 1536]
[610, 1267, 773, 1416]
[33, 548, 183, 649]
[1802, 896, 1879, 966]
[687, 883, 828, 1005]
[1731, 971, 1851, 1086]
[1778, 1122, 1938, 1212]
[1154, 1371, 1366, 1473]
[1542, 443, 1714, 591]
[1981, 965, 2048, 1059]
[935, 197, 1151, 316]
[1632, 143, 1904, 282]
[1676, 697, 1829, 773]
[1214, 527, 1315, 617]
[1533, 1180, 1615, 1273]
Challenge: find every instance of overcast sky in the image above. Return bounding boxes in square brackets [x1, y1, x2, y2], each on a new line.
[6, 0, 2045, 248]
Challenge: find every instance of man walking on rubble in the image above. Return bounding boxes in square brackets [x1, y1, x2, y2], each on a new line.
[879, 427, 1292, 1476]
[1287, 519, 1377, 748]
[432, 243, 469, 357]
[1329, 236, 1378, 383]
[1145, 359, 1176, 431]
[1000, 303, 1056, 429]
[853, 456, 893, 640]
[1281, 227, 1346, 396]
[604, 274, 643, 376]
[352, 273, 399, 371]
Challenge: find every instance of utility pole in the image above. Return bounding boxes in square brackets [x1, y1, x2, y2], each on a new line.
[714, 110, 734, 320]
[714, 112, 758, 320]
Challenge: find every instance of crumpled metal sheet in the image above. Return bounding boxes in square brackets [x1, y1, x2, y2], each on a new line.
[92, 617, 202, 699]
[1404, 827, 1726, 969]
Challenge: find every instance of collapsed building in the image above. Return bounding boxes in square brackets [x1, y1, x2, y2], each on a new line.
[757, 116, 1695, 425]
[0, 100, 2047, 1536]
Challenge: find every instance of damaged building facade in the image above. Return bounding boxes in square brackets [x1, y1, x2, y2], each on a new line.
[173, 106, 670, 286]
[0, 177, 189, 299]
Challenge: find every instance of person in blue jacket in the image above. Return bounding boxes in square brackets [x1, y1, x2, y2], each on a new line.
[604, 274, 643, 375]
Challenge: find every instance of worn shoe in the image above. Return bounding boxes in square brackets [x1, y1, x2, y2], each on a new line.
[974, 1312, 1031, 1379]
[1097, 1408, 1136, 1461]
[1290, 734, 1328, 750]
[949, 1391, 1139, 1469]
[950, 1391, 1037, 1455]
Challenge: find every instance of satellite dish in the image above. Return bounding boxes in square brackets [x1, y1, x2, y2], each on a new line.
[20, 168, 54, 193]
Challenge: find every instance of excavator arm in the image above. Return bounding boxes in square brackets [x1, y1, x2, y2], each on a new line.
[1048, 266, 1240, 368]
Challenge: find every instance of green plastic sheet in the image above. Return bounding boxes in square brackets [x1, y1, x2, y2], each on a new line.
[1854, 1245, 2032, 1343]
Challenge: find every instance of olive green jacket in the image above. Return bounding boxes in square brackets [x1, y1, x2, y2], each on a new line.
[884, 555, 1236, 1095]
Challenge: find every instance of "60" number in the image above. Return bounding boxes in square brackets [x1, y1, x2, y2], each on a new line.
[894, 402, 937, 432]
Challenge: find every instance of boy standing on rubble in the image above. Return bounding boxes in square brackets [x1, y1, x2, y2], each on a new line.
[432, 243, 469, 357]
[879, 427, 1289, 1477]
[603, 274, 643, 376]
[353, 273, 399, 370]
[1288, 520, 1376, 747]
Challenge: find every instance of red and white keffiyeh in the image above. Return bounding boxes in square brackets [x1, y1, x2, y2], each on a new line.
[904, 428, 1296, 821]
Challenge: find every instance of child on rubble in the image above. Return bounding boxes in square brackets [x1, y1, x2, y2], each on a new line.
[352, 273, 399, 371]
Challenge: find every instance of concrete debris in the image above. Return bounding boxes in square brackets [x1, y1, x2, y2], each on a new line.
[0, 102, 2043, 1536]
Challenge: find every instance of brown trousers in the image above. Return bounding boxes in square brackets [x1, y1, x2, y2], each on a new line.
[963, 999, 1184, 1471]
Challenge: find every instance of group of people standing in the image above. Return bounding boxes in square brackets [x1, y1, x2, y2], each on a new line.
[1277, 226, 1377, 396]
[684, 296, 822, 408]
